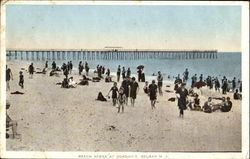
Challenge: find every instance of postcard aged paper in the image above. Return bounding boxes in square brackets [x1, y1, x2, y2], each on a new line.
[0, 1, 249, 159]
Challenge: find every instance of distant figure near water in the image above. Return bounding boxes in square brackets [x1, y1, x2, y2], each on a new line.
[19, 71, 24, 89]
[157, 71, 163, 96]
[117, 65, 121, 82]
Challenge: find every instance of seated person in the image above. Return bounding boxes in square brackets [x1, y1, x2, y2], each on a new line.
[105, 75, 112, 82]
[202, 97, 213, 113]
[143, 81, 149, 94]
[220, 97, 232, 112]
[96, 92, 107, 101]
[188, 94, 201, 111]
[233, 89, 242, 100]
[188, 87, 195, 97]
[6, 101, 20, 139]
[78, 75, 89, 86]
[61, 78, 69, 88]
[212, 97, 226, 112]
[68, 77, 77, 88]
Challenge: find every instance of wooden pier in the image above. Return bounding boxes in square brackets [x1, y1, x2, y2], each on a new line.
[6, 49, 218, 61]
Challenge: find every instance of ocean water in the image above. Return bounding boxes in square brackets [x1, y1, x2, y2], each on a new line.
[7, 52, 241, 84]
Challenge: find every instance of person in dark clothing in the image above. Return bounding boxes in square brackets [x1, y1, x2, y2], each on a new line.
[121, 77, 130, 105]
[232, 77, 236, 92]
[137, 68, 142, 82]
[183, 68, 189, 82]
[127, 68, 131, 78]
[220, 97, 232, 112]
[199, 74, 203, 82]
[203, 97, 213, 113]
[176, 82, 188, 118]
[117, 65, 121, 82]
[174, 76, 182, 91]
[149, 80, 158, 109]
[63, 68, 69, 78]
[52, 61, 56, 70]
[215, 77, 220, 92]
[191, 74, 197, 87]
[102, 66, 105, 75]
[69, 61, 73, 74]
[141, 69, 145, 82]
[28, 63, 34, 79]
[106, 69, 110, 77]
[157, 71, 163, 96]
[129, 77, 139, 107]
[85, 63, 89, 76]
[143, 81, 149, 94]
[61, 78, 69, 88]
[108, 82, 119, 106]
[96, 92, 107, 101]
[19, 71, 24, 89]
[122, 67, 126, 79]
[233, 89, 242, 100]
[6, 65, 13, 91]
[78, 61, 83, 75]
[222, 78, 228, 94]
[45, 61, 48, 69]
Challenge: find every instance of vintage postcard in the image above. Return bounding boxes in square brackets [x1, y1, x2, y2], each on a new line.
[0, 1, 249, 159]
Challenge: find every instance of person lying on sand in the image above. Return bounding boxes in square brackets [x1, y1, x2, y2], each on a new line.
[92, 77, 101, 82]
[6, 101, 21, 139]
[11, 91, 24, 95]
[105, 75, 112, 82]
[212, 97, 227, 112]
[61, 78, 69, 88]
[96, 92, 107, 101]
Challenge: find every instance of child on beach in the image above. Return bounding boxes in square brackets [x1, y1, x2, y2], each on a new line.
[108, 82, 119, 106]
[117, 87, 126, 113]
[19, 71, 24, 89]
[143, 81, 149, 94]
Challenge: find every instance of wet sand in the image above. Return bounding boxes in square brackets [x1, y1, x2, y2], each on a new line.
[6, 61, 241, 151]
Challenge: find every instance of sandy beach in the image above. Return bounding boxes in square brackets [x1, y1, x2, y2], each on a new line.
[6, 61, 241, 152]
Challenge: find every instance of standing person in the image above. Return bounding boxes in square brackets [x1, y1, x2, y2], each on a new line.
[28, 63, 34, 79]
[127, 67, 131, 78]
[175, 82, 188, 118]
[63, 67, 69, 79]
[121, 77, 130, 105]
[191, 74, 197, 87]
[148, 80, 158, 109]
[45, 61, 48, 69]
[52, 61, 56, 70]
[232, 77, 236, 92]
[222, 78, 228, 94]
[157, 71, 163, 96]
[6, 65, 13, 91]
[137, 68, 142, 82]
[108, 82, 119, 106]
[85, 62, 89, 76]
[106, 69, 110, 77]
[78, 61, 83, 75]
[129, 77, 139, 107]
[69, 61, 73, 74]
[122, 67, 126, 80]
[183, 68, 189, 82]
[141, 69, 145, 82]
[199, 74, 203, 82]
[117, 65, 121, 82]
[19, 71, 24, 89]
[215, 77, 220, 92]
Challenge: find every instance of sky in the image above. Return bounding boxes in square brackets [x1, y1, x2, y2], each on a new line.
[6, 5, 241, 52]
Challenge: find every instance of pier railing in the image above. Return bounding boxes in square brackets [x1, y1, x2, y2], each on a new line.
[6, 49, 218, 61]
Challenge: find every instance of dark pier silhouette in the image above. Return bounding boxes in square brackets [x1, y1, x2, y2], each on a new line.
[6, 49, 218, 61]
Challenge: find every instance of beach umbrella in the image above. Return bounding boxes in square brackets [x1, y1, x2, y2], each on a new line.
[137, 65, 144, 69]
[193, 82, 207, 88]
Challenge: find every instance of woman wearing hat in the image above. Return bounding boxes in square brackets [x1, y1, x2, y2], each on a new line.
[176, 82, 188, 118]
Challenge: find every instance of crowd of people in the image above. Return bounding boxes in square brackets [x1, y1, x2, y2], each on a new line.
[5, 60, 242, 136]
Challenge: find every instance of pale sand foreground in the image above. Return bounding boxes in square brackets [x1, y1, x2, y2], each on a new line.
[6, 61, 241, 151]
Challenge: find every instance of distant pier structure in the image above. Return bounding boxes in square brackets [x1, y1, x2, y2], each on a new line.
[6, 48, 218, 61]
